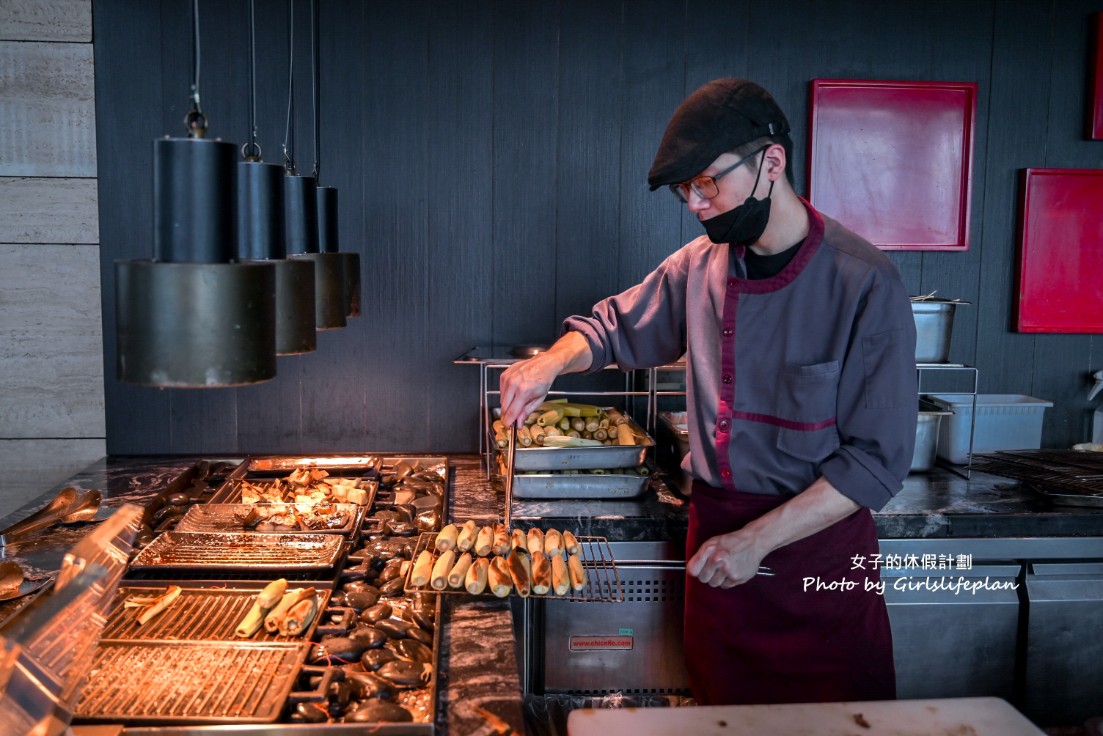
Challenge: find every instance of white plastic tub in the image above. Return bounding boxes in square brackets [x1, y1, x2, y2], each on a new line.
[925, 394, 1053, 464]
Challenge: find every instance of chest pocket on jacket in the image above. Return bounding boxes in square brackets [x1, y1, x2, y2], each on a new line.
[775, 361, 841, 463]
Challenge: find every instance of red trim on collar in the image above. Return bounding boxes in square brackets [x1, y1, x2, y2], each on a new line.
[734, 198, 824, 294]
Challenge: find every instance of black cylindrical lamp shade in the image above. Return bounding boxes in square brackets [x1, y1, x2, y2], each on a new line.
[285, 175, 319, 255]
[317, 185, 361, 319]
[116, 261, 276, 386]
[238, 161, 286, 260]
[238, 161, 316, 355]
[286, 175, 345, 329]
[116, 138, 277, 387]
[341, 252, 361, 318]
[154, 138, 237, 263]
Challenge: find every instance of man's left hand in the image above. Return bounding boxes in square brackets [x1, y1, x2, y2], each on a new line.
[687, 530, 766, 588]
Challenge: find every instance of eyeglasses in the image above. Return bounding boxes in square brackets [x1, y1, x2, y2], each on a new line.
[668, 146, 768, 203]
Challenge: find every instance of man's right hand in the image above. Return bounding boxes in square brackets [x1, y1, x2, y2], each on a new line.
[499, 331, 593, 428]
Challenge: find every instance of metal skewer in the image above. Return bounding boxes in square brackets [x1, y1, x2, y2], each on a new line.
[503, 425, 516, 530]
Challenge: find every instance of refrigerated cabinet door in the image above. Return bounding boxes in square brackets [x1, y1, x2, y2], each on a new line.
[882, 564, 1020, 700]
[1023, 562, 1103, 725]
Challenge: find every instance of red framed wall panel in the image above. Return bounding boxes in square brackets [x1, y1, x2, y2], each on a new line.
[1015, 168, 1103, 333]
[807, 79, 977, 251]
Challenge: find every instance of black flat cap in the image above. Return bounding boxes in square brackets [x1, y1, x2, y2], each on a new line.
[648, 78, 790, 190]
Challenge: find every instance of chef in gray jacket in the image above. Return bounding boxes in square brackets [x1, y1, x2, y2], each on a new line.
[500, 78, 917, 705]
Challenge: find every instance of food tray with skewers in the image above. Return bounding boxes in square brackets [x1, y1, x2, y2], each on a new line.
[404, 522, 623, 602]
[490, 402, 653, 471]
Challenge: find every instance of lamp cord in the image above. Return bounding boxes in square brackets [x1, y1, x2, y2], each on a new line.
[243, 0, 260, 160]
[283, 0, 296, 173]
[311, 0, 320, 181]
[185, 0, 207, 138]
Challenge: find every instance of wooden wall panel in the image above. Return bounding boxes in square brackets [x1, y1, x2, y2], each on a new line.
[0, 0, 91, 42]
[0, 243, 104, 438]
[0, 41, 96, 177]
[0, 177, 98, 243]
[91, 0, 1103, 454]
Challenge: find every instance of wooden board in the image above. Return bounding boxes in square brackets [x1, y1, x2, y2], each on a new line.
[566, 697, 1045, 736]
[0, 41, 96, 177]
[0, 177, 98, 244]
[0, 0, 91, 42]
[1015, 168, 1103, 333]
[0, 243, 105, 438]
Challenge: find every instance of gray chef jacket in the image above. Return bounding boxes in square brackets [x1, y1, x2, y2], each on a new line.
[564, 202, 917, 511]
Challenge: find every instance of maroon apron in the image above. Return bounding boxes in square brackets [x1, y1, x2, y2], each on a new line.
[683, 479, 896, 705]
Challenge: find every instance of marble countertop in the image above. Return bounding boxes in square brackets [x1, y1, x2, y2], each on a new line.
[2, 453, 1101, 734]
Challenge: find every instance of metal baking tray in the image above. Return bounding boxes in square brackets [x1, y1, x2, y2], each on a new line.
[489, 413, 653, 471]
[245, 455, 384, 477]
[101, 584, 332, 643]
[404, 532, 623, 602]
[511, 470, 651, 499]
[129, 532, 346, 573]
[1027, 484, 1103, 508]
[74, 640, 309, 724]
[175, 503, 364, 536]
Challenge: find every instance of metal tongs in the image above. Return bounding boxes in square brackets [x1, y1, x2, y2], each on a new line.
[503, 426, 517, 529]
[0, 487, 102, 549]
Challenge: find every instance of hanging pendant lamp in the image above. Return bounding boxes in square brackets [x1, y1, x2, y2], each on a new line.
[311, 0, 359, 319]
[116, 0, 275, 387]
[284, 0, 345, 331]
[237, 0, 315, 356]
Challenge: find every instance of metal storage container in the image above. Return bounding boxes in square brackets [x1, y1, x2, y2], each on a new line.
[911, 400, 951, 473]
[912, 299, 964, 364]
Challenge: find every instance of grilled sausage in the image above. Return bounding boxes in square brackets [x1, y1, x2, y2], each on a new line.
[527, 528, 545, 556]
[551, 553, 570, 595]
[567, 553, 587, 591]
[456, 520, 478, 552]
[465, 557, 489, 594]
[448, 552, 473, 589]
[430, 550, 455, 591]
[507, 548, 532, 598]
[474, 525, 494, 557]
[410, 550, 434, 588]
[531, 551, 551, 595]
[488, 557, 512, 597]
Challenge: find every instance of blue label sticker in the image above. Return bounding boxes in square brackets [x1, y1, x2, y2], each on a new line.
[618, 628, 633, 636]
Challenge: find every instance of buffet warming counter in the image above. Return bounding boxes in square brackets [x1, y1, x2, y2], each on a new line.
[1, 454, 1101, 733]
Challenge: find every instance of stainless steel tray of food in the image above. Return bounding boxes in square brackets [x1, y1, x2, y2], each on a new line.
[101, 583, 333, 643]
[129, 532, 346, 573]
[246, 455, 385, 476]
[74, 640, 310, 725]
[489, 414, 653, 471]
[404, 529, 623, 602]
[175, 503, 364, 536]
[510, 469, 651, 499]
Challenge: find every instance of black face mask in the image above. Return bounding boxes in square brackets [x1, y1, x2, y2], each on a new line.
[701, 151, 775, 246]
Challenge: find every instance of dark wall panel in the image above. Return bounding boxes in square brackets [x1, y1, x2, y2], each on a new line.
[94, 0, 1103, 454]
